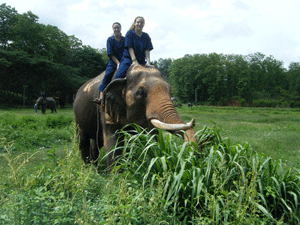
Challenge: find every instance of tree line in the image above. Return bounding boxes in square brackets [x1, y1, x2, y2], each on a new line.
[0, 3, 108, 107]
[154, 53, 300, 107]
[1, 3, 300, 107]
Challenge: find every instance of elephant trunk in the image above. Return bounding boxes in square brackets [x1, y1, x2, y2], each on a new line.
[146, 93, 197, 143]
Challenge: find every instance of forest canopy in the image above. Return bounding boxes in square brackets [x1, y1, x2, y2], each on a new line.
[1, 3, 300, 107]
[0, 3, 108, 106]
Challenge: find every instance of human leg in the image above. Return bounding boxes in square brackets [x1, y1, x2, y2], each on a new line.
[115, 58, 132, 79]
[99, 62, 117, 92]
[94, 62, 117, 104]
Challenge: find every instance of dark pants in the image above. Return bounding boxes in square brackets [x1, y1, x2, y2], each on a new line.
[114, 57, 132, 79]
[99, 61, 117, 92]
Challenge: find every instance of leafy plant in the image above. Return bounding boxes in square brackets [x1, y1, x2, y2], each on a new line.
[109, 124, 300, 224]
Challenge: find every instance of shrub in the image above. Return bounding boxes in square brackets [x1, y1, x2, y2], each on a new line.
[290, 101, 300, 108]
[240, 98, 246, 107]
[0, 113, 74, 152]
[110, 125, 300, 224]
[45, 115, 73, 128]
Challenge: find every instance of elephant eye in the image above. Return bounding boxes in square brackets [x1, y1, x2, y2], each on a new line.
[136, 87, 146, 99]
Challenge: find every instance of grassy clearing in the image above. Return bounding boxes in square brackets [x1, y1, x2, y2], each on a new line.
[1, 124, 299, 224]
[178, 105, 300, 169]
[0, 106, 299, 224]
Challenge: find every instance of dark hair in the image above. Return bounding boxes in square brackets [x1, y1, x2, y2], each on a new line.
[129, 16, 144, 30]
[112, 22, 121, 28]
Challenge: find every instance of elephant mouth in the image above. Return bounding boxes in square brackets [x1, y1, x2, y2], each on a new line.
[150, 118, 195, 132]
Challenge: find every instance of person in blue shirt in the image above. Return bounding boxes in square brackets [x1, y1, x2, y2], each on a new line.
[114, 16, 153, 79]
[94, 22, 125, 103]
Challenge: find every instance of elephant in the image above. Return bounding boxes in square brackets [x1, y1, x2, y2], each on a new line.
[36, 97, 57, 114]
[188, 102, 194, 107]
[73, 65, 198, 169]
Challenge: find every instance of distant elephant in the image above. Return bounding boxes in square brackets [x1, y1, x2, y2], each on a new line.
[36, 97, 57, 114]
[73, 65, 197, 168]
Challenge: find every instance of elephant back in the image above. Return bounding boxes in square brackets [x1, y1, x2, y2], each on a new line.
[73, 71, 105, 127]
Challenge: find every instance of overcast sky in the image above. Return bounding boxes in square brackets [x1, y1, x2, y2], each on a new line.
[5, 0, 300, 67]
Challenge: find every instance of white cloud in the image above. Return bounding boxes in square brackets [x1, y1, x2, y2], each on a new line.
[205, 20, 254, 41]
[5, 0, 300, 66]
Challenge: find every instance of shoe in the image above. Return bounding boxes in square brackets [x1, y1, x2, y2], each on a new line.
[93, 98, 102, 104]
[93, 92, 103, 104]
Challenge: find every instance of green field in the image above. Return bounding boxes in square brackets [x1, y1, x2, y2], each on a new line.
[178, 105, 300, 169]
[1, 106, 299, 169]
[0, 106, 300, 224]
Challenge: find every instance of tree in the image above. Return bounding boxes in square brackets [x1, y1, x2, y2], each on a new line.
[68, 46, 106, 78]
[153, 58, 173, 81]
[287, 62, 300, 99]
[0, 3, 18, 49]
[10, 11, 45, 55]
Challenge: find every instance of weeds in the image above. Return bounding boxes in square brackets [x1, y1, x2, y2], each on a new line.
[1, 108, 300, 224]
[112, 124, 300, 224]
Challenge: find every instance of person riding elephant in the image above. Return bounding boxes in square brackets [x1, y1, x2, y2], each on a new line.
[36, 96, 57, 114]
[114, 16, 153, 80]
[94, 22, 125, 104]
[73, 64, 198, 170]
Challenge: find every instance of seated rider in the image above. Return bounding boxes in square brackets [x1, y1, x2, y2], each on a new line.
[94, 22, 125, 103]
[40, 92, 46, 103]
[114, 16, 153, 80]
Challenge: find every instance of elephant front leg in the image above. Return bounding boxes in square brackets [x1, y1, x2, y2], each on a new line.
[102, 124, 123, 171]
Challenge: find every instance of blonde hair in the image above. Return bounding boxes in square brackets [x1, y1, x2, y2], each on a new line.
[129, 16, 145, 30]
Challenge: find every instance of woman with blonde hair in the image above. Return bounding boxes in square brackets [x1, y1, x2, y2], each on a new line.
[114, 16, 153, 79]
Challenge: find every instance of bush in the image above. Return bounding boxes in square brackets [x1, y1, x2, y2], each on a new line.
[240, 98, 246, 107]
[110, 125, 300, 224]
[290, 101, 300, 108]
[0, 113, 74, 152]
[45, 115, 73, 128]
[1, 122, 299, 224]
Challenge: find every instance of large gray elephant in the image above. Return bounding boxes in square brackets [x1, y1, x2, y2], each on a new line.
[36, 97, 57, 114]
[73, 65, 197, 168]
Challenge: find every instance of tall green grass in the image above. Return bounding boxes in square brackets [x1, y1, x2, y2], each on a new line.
[178, 105, 300, 169]
[0, 112, 74, 153]
[1, 107, 300, 224]
[112, 125, 300, 224]
[1, 124, 300, 224]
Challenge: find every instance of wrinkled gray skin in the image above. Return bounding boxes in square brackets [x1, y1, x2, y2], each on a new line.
[73, 65, 197, 169]
[36, 97, 57, 114]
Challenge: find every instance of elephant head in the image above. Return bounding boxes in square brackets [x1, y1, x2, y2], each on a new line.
[36, 97, 47, 114]
[102, 65, 197, 143]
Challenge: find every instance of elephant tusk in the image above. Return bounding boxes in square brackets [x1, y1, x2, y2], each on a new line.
[150, 118, 195, 131]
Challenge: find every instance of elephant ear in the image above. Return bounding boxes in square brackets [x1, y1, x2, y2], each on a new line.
[102, 78, 127, 124]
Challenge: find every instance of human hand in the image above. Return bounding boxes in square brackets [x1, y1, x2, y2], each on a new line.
[132, 59, 139, 65]
[146, 62, 153, 67]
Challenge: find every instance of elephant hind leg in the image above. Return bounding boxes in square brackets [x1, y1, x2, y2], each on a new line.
[90, 137, 103, 165]
[78, 129, 91, 163]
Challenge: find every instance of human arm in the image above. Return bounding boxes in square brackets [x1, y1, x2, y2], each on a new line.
[129, 47, 139, 65]
[145, 50, 151, 66]
[144, 33, 153, 66]
[110, 55, 120, 68]
[107, 37, 120, 67]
